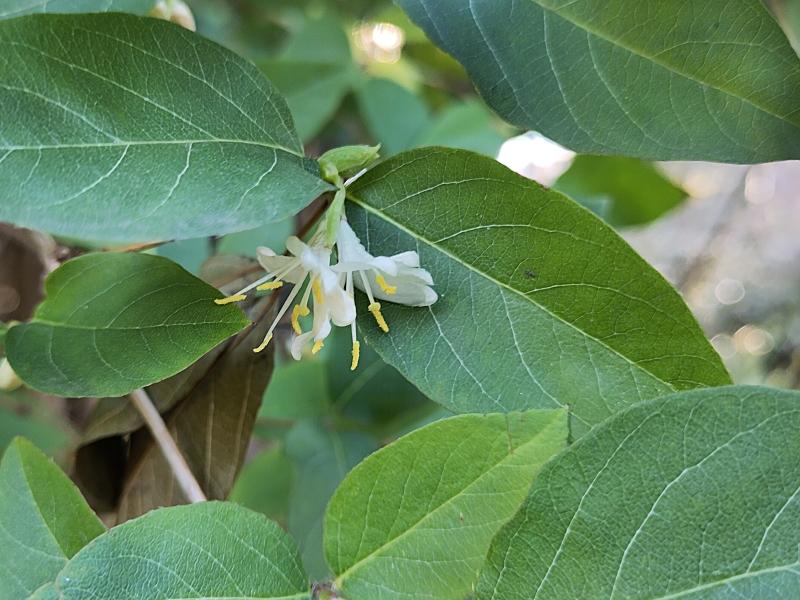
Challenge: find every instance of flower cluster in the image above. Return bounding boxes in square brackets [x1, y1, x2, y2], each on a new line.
[215, 219, 437, 370]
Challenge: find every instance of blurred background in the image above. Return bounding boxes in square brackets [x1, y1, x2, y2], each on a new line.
[0, 0, 798, 582]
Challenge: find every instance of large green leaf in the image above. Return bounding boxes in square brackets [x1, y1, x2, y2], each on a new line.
[397, 0, 800, 163]
[6, 253, 248, 397]
[477, 385, 800, 599]
[554, 155, 687, 226]
[47, 502, 310, 599]
[346, 148, 730, 436]
[0, 0, 152, 19]
[0, 437, 104, 599]
[0, 13, 330, 242]
[325, 410, 567, 600]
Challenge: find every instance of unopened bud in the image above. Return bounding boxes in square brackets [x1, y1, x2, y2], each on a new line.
[149, 0, 196, 31]
[319, 145, 380, 181]
[0, 358, 22, 392]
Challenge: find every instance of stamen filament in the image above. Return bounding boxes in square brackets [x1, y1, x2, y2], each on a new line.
[253, 276, 305, 353]
[368, 302, 389, 333]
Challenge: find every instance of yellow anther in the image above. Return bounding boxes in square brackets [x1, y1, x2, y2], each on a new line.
[351, 341, 361, 371]
[368, 302, 389, 333]
[312, 278, 323, 305]
[215, 294, 247, 305]
[256, 281, 283, 291]
[253, 333, 273, 354]
[375, 274, 397, 295]
[312, 339, 324, 354]
[291, 305, 310, 335]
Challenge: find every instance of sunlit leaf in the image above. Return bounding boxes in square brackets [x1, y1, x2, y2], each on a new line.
[325, 410, 567, 600]
[477, 385, 800, 599]
[0, 14, 330, 242]
[346, 148, 730, 436]
[0, 438, 104, 598]
[49, 502, 310, 599]
[6, 252, 248, 397]
[398, 0, 800, 162]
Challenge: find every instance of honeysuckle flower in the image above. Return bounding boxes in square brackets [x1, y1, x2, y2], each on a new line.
[215, 233, 355, 355]
[333, 219, 437, 369]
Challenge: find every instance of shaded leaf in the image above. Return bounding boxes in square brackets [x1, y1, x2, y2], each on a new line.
[114, 303, 275, 521]
[286, 421, 377, 581]
[346, 148, 730, 436]
[6, 252, 248, 397]
[356, 78, 430, 155]
[0, 0, 153, 19]
[230, 444, 293, 525]
[477, 386, 800, 600]
[398, 0, 800, 162]
[555, 155, 687, 226]
[325, 410, 568, 600]
[49, 502, 310, 599]
[0, 437, 104, 598]
[415, 100, 506, 157]
[0, 401, 70, 457]
[0, 13, 330, 242]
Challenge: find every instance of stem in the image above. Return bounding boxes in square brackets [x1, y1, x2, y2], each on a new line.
[129, 388, 206, 503]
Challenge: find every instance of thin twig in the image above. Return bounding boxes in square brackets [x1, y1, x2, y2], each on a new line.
[128, 388, 207, 503]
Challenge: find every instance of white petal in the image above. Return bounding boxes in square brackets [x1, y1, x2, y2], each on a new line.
[390, 251, 420, 268]
[354, 274, 437, 307]
[397, 265, 434, 286]
[326, 285, 357, 326]
[336, 220, 372, 263]
[256, 248, 306, 284]
[290, 331, 314, 360]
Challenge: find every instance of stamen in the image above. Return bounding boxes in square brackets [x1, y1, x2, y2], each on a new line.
[257, 281, 283, 291]
[351, 340, 361, 370]
[312, 339, 324, 354]
[252, 275, 305, 353]
[368, 302, 389, 333]
[375, 274, 397, 295]
[312, 277, 323, 305]
[291, 305, 310, 335]
[253, 333, 272, 353]
[215, 294, 247, 305]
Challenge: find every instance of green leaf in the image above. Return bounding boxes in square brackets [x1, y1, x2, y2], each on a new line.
[415, 100, 506, 157]
[286, 421, 377, 580]
[6, 252, 248, 397]
[0, 437, 104, 598]
[49, 502, 310, 599]
[230, 445, 294, 525]
[356, 78, 431, 155]
[397, 0, 800, 163]
[260, 15, 358, 142]
[0, 0, 153, 19]
[555, 155, 687, 226]
[325, 410, 568, 600]
[477, 385, 800, 599]
[0, 13, 331, 242]
[346, 148, 730, 436]
[0, 402, 70, 457]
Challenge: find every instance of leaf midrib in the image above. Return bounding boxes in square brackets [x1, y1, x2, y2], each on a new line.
[23, 319, 245, 332]
[346, 190, 673, 393]
[0, 139, 303, 152]
[334, 414, 562, 587]
[474, 0, 800, 128]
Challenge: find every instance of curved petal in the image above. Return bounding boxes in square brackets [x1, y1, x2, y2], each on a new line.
[256, 248, 306, 284]
[326, 285, 357, 326]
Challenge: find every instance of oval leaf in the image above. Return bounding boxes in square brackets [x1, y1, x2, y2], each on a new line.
[477, 385, 800, 599]
[397, 0, 800, 163]
[6, 252, 249, 397]
[325, 410, 568, 600]
[0, 13, 331, 242]
[0, 437, 104, 598]
[51, 502, 310, 599]
[346, 148, 730, 436]
[0, 0, 153, 20]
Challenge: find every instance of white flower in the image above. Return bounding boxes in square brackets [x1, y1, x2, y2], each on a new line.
[212, 218, 437, 371]
[333, 219, 437, 369]
[215, 233, 355, 355]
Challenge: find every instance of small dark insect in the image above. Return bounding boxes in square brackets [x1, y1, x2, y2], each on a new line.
[524, 269, 538, 279]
